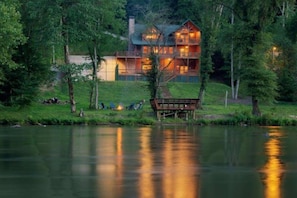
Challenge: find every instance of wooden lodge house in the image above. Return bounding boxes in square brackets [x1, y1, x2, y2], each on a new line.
[116, 17, 201, 83]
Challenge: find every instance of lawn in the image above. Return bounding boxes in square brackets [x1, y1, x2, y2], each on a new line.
[1, 80, 297, 125]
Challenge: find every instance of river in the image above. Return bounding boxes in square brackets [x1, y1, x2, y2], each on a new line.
[0, 125, 296, 198]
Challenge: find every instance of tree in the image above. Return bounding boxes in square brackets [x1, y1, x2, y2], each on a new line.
[218, 1, 242, 99]
[24, 0, 126, 112]
[232, 0, 280, 115]
[0, 0, 26, 80]
[165, 0, 225, 107]
[22, 0, 77, 111]
[0, 40, 51, 106]
[196, 1, 224, 108]
[80, 0, 126, 109]
[139, 9, 174, 98]
[273, 3, 297, 102]
[146, 52, 161, 98]
[0, 0, 50, 107]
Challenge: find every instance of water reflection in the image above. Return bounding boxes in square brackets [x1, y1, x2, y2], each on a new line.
[95, 127, 124, 198]
[161, 129, 198, 198]
[261, 126, 284, 198]
[139, 128, 155, 198]
[2, 126, 297, 198]
[136, 127, 199, 198]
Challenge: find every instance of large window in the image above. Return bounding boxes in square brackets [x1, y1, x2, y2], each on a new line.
[142, 27, 161, 42]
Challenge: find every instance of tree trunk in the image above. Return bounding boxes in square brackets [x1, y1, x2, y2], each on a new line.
[230, 10, 235, 99]
[94, 46, 99, 110]
[197, 86, 204, 109]
[64, 44, 76, 113]
[235, 78, 240, 99]
[234, 59, 241, 99]
[88, 45, 99, 109]
[89, 60, 96, 109]
[95, 80, 99, 109]
[89, 81, 95, 109]
[252, 96, 261, 116]
[67, 76, 76, 113]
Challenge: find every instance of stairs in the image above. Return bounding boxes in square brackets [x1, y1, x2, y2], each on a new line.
[163, 72, 177, 83]
[159, 71, 177, 98]
[160, 85, 172, 98]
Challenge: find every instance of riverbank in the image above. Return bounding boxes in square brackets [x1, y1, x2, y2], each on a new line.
[1, 101, 297, 126]
[1, 81, 297, 126]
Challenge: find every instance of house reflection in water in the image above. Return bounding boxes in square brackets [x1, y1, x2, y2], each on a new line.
[95, 127, 124, 198]
[138, 128, 199, 198]
[160, 129, 199, 198]
[138, 128, 155, 198]
[71, 127, 199, 197]
[261, 127, 284, 198]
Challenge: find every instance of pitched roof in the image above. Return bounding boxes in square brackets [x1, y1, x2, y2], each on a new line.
[131, 24, 179, 46]
[130, 20, 200, 46]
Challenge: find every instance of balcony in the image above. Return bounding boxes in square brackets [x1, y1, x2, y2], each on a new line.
[116, 51, 200, 59]
[175, 52, 201, 58]
[176, 38, 200, 45]
[116, 51, 142, 58]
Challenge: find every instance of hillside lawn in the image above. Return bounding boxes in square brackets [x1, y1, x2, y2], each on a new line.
[1, 81, 297, 126]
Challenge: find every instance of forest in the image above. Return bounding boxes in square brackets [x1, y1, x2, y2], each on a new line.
[1, 0, 297, 116]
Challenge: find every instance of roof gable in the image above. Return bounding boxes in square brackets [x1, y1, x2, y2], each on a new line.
[176, 19, 201, 34]
[131, 19, 200, 45]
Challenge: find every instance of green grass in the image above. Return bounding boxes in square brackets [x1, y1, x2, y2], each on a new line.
[1, 80, 297, 126]
[168, 82, 231, 104]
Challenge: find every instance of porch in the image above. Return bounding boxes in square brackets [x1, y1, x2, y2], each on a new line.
[116, 69, 199, 83]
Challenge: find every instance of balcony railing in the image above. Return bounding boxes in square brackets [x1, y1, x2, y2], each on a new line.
[117, 51, 201, 58]
[176, 52, 201, 58]
[175, 38, 201, 45]
[116, 51, 142, 57]
[118, 68, 198, 75]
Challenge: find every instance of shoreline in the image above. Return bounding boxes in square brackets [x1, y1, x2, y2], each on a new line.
[2, 113, 297, 127]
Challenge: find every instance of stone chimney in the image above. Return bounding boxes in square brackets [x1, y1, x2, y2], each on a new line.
[128, 16, 135, 51]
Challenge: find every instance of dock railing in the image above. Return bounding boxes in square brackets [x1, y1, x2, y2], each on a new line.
[150, 98, 199, 120]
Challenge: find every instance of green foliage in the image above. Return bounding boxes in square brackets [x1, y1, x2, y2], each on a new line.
[271, 16, 297, 102]
[242, 65, 278, 103]
[277, 68, 297, 101]
[144, 53, 160, 98]
[0, 42, 50, 106]
[58, 63, 91, 81]
[0, 0, 26, 67]
[286, 11, 297, 43]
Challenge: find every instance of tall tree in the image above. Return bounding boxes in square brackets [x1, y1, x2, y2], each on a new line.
[232, 0, 280, 115]
[274, 3, 297, 101]
[0, 43, 49, 106]
[218, 0, 242, 99]
[139, 9, 174, 98]
[24, 0, 126, 112]
[166, 0, 225, 107]
[79, 0, 126, 109]
[197, 1, 224, 108]
[23, 0, 77, 111]
[0, 0, 26, 79]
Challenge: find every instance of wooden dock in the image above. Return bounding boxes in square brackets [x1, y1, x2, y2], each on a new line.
[150, 98, 199, 120]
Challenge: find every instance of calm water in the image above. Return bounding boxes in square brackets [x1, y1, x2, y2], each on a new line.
[0, 125, 297, 198]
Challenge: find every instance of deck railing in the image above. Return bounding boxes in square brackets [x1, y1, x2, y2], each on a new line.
[116, 51, 201, 58]
[150, 98, 200, 120]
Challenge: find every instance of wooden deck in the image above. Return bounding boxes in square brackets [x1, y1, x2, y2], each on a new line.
[150, 98, 199, 120]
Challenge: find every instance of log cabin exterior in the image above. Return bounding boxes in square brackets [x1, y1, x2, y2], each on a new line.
[116, 17, 201, 82]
